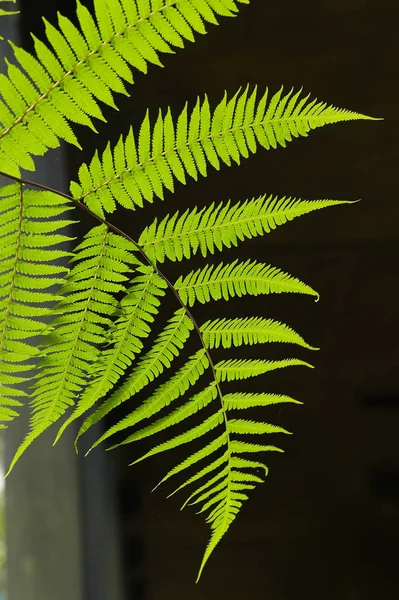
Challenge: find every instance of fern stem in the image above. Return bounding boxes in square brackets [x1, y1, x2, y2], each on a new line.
[0, 170, 75, 201]
[0, 169, 129, 236]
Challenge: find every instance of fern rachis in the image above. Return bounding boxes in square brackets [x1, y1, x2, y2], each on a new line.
[0, 0, 379, 581]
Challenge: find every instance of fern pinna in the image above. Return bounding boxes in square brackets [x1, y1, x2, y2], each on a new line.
[0, 0, 377, 580]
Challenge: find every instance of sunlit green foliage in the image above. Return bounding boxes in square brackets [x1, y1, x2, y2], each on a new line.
[0, 0, 374, 580]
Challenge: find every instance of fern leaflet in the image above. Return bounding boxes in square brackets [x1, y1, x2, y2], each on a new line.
[75, 307, 194, 446]
[54, 264, 168, 442]
[215, 358, 314, 382]
[175, 258, 319, 305]
[70, 86, 372, 217]
[139, 195, 351, 262]
[201, 316, 317, 350]
[99, 348, 209, 450]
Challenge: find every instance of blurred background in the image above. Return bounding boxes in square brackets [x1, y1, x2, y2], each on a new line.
[1, 0, 399, 599]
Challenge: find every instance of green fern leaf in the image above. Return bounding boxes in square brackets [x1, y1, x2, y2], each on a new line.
[230, 456, 268, 476]
[223, 392, 302, 410]
[0, 185, 74, 429]
[157, 436, 229, 500]
[201, 316, 318, 350]
[72, 86, 374, 216]
[103, 348, 209, 450]
[126, 368, 288, 582]
[175, 258, 319, 305]
[132, 405, 224, 465]
[139, 196, 351, 263]
[0, 0, 377, 581]
[167, 451, 229, 498]
[215, 358, 314, 382]
[183, 465, 231, 509]
[54, 265, 168, 443]
[0, 1, 18, 18]
[77, 307, 194, 446]
[230, 440, 284, 454]
[228, 418, 291, 435]
[194, 438, 284, 581]
[114, 379, 216, 446]
[7, 224, 139, 472]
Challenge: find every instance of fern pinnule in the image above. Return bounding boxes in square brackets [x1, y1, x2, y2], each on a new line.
[166, 451, 229, 498]
[139, 196, 352, 263]
[215, 358, 314, 382]
[201, 316, 318, 350]
[131, 399, 224, 466]
[223, 392, 302, 410]
[0, 3, 18, 19]
[71, 86, 372, 217]
[112, 375, 216, 445]
[77, 307, 194, 448]
[54, 264, 168, 443]
[105, 348, 210, 450]
[228, 419, 291, 436]
[175, 258, 319, 305]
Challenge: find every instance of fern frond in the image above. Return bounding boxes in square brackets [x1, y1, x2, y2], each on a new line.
[228, 418, 291, 436]
[223, 392, 302, 410]
[230, 440, 284, 455]
[0, 0, 375, 581]
[100, 348, 209, 450]
[76, 307, 194, 445]
[201, 316, 317, 350]
[126, 370, 289, 581]
[71, 85, 373, 216]
[215, 358, 314, 381]
[131, 386, 222, 464]
[0, 184, 74, 428]
[194, 453, 282, 581]
[175, 258, 318, 305]
[54, 264, 168, 443]
[139, 196, 351, 262]
[0, 0, 247, 174]
[99, 301, 312, 579]
[118, 377, 216, 444]
[7, 224, 140, 472]
[167, 451, 229, 497]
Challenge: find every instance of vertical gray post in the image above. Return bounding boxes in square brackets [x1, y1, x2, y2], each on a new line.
[1, 10, 124, 600]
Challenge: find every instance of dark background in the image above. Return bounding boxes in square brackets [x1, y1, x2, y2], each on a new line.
[17, 0, 399, 598]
